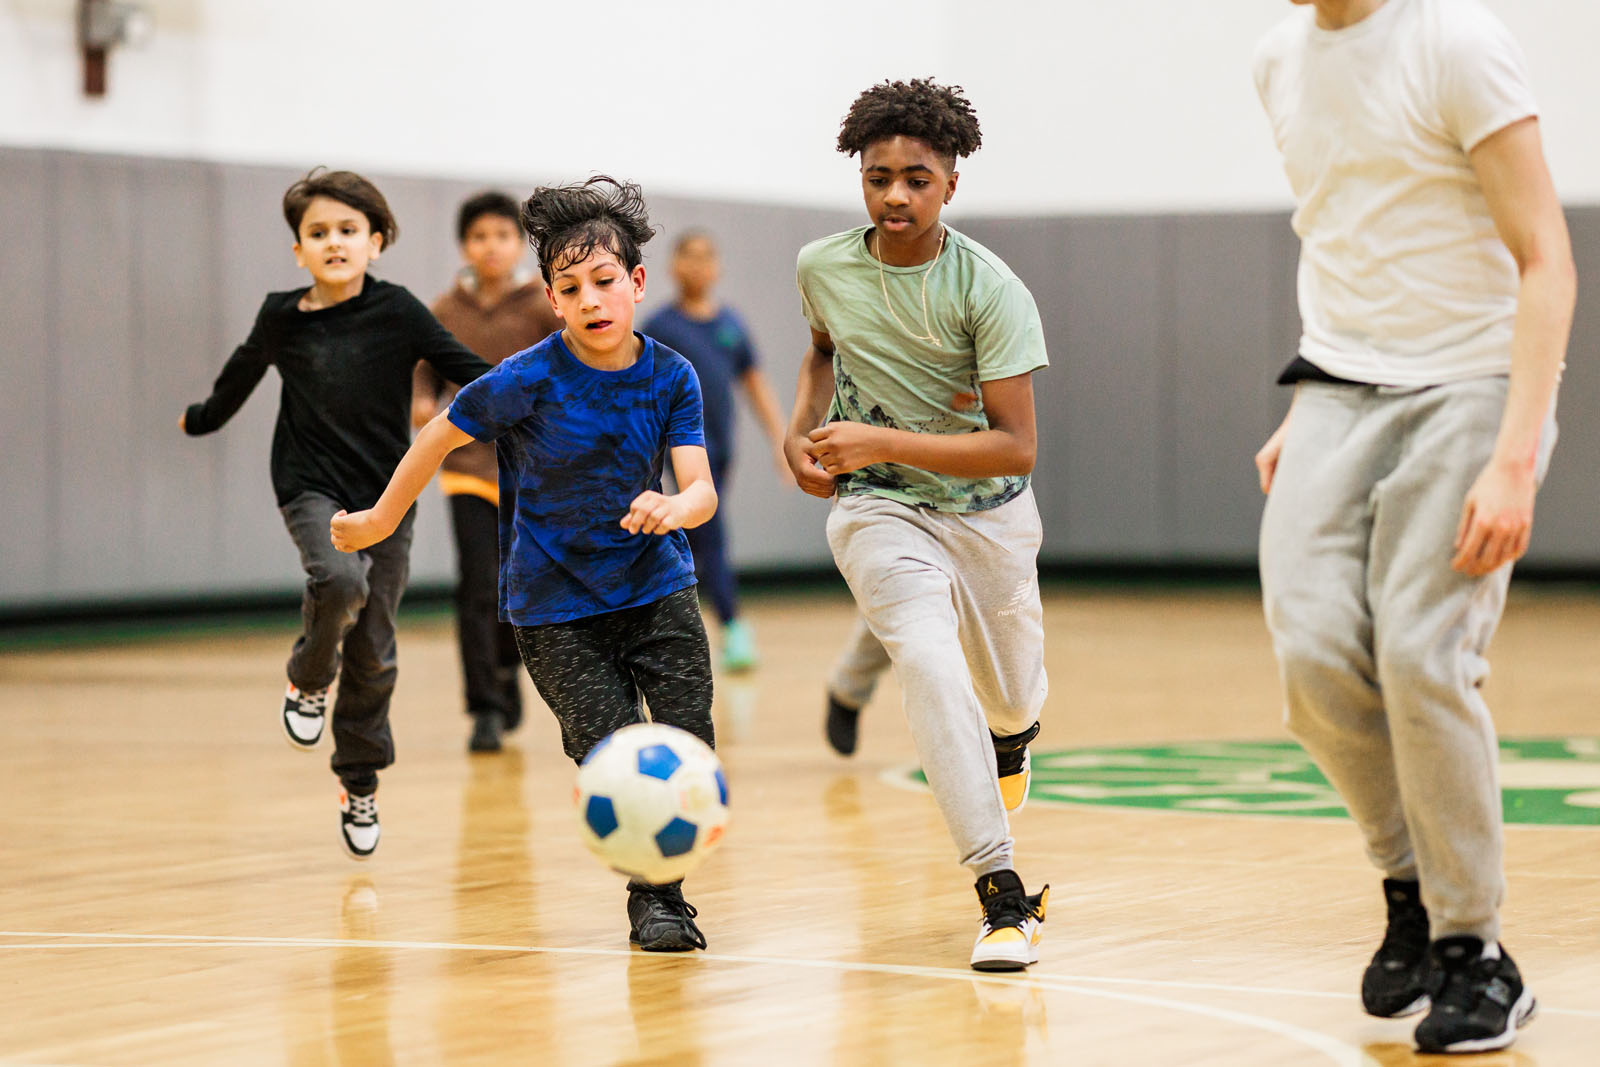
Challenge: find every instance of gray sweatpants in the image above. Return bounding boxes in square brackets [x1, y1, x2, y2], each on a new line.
[827, 488, 1047, 877]
[827, 615, 892, 711]
[1259, 377, 1555, 942]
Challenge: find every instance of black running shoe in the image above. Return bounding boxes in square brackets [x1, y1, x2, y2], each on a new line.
[468, 711, 505, 753]
[825, 693, 861, 757]
[992, 722, 1041, 812]
[627, 881, 707, 952]
[1414, 937, 1537, 1054]
[1362, 878, 1432, 1018]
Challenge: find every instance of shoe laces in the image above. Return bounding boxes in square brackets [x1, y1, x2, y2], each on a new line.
[295, 686, 329, 714]
[982, 889, 1041, 931]
[345, 792, 378, 825]
[633, 883, 699, 921]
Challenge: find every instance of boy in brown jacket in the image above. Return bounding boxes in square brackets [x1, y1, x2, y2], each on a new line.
[413, 190, 560, 752]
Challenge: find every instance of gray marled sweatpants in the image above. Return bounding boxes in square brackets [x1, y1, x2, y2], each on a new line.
[1260, 377, 1556, 942]
[827, 487, 1047, 877]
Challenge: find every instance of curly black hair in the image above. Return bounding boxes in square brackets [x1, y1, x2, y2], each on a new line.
[836, 78, 982, 167]
[519, 176, 657, 283]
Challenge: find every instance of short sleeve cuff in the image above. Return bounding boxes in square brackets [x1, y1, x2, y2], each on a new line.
[1460, 105, 1538, 155]
[446, 405, 494, 442]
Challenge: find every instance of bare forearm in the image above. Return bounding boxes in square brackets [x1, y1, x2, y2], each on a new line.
[744, 373, 789, 446]
[787, 347, 834, 439]
[371, 416, 465, 528]
[1494, 256, 1575, 469]
[674, 479, 719, 529]
[876, 426, 1036, 478]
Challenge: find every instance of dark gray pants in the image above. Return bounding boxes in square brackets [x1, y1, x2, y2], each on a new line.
[280, 492, 415, 792]
[513, 586, 714, 764]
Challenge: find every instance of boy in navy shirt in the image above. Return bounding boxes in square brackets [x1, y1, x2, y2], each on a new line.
[332, 177, 718, 951]
[182, 168, 491, 860]
[643, 232, 790, 672]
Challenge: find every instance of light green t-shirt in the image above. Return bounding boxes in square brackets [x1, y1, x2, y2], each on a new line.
[795, 225, 1049, 512]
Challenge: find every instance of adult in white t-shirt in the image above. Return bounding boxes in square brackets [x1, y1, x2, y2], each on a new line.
[1251, 0, 1573, 1055]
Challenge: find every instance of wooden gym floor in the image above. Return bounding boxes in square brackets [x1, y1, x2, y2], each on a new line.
[1, 585, 1597, 1065]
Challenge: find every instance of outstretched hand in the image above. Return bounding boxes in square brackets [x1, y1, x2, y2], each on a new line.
[1452, 459, 1537, 576]
[330, 509, 388, 553]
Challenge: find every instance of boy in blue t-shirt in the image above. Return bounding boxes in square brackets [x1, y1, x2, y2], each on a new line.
[331, 177, 718, 952]
[642, 231, 791, 672]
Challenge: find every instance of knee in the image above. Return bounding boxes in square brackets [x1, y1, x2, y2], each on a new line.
[323, 568, 370, 611]
[987, 676, 1045, 738]
[1375, 631, 1473, 713]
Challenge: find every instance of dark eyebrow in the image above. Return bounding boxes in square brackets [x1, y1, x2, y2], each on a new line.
[864, 164, 936, 175]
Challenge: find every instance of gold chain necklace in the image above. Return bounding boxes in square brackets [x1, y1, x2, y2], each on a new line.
[873, 226, 946, 348]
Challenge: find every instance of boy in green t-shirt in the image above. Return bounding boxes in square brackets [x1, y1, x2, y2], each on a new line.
[785, 78, 1051, 973]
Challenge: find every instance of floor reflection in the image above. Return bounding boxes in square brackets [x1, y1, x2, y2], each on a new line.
[1363, 1040, 1538, 1066]
[330, 876, 393, 1067]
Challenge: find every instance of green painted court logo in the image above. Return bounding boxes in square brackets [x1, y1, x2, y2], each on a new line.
[895, 738, 1600, 826]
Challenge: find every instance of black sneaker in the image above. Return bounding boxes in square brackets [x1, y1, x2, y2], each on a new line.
[468, 711, 505, 753]
[825, 693, 861, 757]
[627, 881, 707, 952]
[339, 787, 380, 860]
[970, 869, 1048, 972]
[1414, 937, 1537, 1054]
[282, 682, 329, 750]
[992, 722, 1041, 812]
[1362, 878, 1432, 1018]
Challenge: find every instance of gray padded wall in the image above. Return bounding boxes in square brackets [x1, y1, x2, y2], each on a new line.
[1, 146, 1595, 611]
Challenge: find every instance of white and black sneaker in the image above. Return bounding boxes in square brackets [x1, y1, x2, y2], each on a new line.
[1413, 936, 1537, 1054]
[282, 682, 329, 750]
[339, 787, 380, 860]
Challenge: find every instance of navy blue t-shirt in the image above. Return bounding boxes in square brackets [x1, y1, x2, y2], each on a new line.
[640, 305, 755, 473]
[447, 331, 706, 626]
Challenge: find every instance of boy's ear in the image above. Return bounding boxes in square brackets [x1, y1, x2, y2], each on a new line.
[945, 170, 960, 205]
[545, 283, 564, 319]
[368, 231, 383, 260]
[292, 241, 305, 269]
[631, 264, 647, 304]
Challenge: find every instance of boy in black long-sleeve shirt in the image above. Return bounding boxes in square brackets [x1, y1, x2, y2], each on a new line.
[182, 169, 491, 859]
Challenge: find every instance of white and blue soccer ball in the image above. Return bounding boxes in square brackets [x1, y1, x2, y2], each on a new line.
[574, 722, 729, 885]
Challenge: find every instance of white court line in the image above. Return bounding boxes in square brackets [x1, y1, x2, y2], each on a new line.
[0, 929, 1353, 1065]
[5, 930, 1595, 1021]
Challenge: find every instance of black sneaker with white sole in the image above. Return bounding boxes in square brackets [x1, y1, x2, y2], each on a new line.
[339, 787, 380, 860]
[1362, 878, 1433, 1018]
[1413, 936, 1537, 1054]
[282, 682, 329, 750]
[627, 881, 706, 951]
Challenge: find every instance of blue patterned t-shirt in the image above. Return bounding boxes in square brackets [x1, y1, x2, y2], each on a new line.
[447, 331, 705, 626]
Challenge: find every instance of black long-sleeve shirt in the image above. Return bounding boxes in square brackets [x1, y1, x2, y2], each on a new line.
[185, 277, 493, 510]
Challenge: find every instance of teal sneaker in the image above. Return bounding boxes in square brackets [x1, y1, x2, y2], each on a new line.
[721, 619, 758, 673]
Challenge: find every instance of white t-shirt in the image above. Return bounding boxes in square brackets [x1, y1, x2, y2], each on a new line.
[1253, 0, 1537, 386]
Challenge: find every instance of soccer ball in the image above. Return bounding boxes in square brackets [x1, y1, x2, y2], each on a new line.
[574, 722, 729, 885]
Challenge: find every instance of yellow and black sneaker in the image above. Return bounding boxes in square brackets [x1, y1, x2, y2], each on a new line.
[971, 869, 1048, 972]
[992, 723, 1040, 812]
